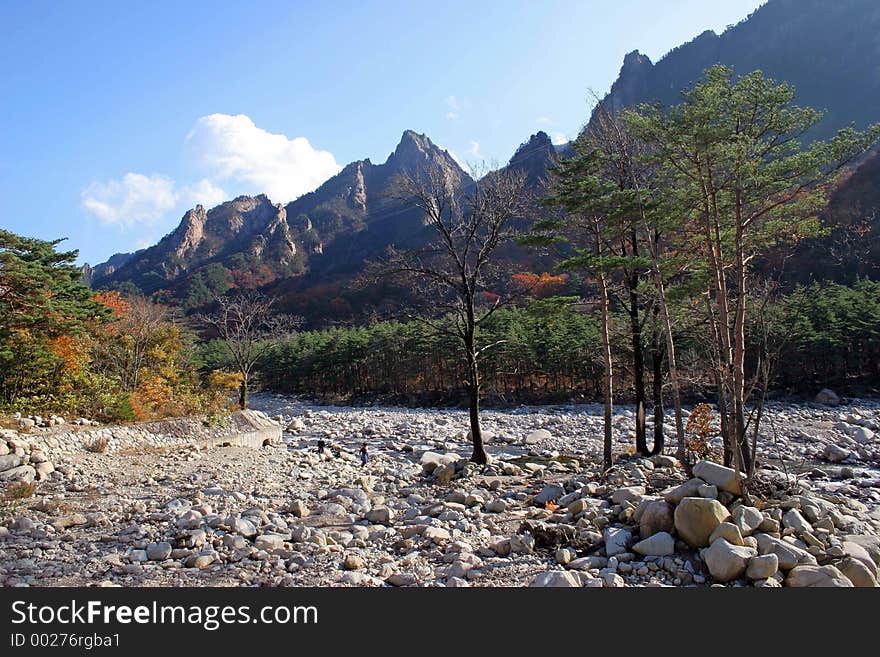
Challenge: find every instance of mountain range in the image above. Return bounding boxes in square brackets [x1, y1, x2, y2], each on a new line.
[86, 0, 880, 321]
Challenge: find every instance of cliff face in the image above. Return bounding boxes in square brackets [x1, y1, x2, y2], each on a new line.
[594, 0, 880, 140]
[91, 130, 473, 297]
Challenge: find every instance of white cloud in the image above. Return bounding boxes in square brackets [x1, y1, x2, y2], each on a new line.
[444, 95, 461, 120]
[468, 141, 482, 158]
[81, 173, 178, 227]
[179, 178, 228, 209]
[81, 174, 228, 228]
[551, 132, 569, 145]
[536, 116, 553, 125]
[184, 113, 340, 204]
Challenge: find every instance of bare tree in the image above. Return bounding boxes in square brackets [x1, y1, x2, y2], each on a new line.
[199, 293, 300, 409]
[374, 165, 529, 464]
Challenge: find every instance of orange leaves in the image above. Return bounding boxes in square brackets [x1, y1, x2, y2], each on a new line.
[92, 291, 131, 318]
[48, 334, 90, 373]
[511, 271, 569, 299]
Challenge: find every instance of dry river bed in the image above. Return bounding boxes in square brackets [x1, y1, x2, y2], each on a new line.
[1, 393, 879, 587]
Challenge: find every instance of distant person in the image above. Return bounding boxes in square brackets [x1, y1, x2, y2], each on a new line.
[316, 438, 326, 455]
[360, 443, 368, 467]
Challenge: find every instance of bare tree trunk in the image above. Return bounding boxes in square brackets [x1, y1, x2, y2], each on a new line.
[628, 281, 648, 455]
[466, 347, 487, 464]
[239, 374, 249, 410]
[650, 319, 665, 456]
[599, 271, 614, 471]
[650, 262, 685, 464]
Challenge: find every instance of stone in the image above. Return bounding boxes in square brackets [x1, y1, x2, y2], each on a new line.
[693, 460, 742, 495]
[785, 565, 853, 587]
[556, 547, 576, 565]
[632, 532, 675, 557]
[639, 500, 675, 539]
[841, 541, 877, 573]
[755, 534, 818, 570]
[34, 462, 54, 479]
[0, 465, 35, 483]
[534, 484, 565, 505]
[674, 497, 730, 548]
[343, 554, 366, 570]
[254, 534, 285, 551]
[525, 429, 552, 445]
[709, 522, 744, 546]
[530, 570, 581, 587]
[604, 527, 632, 557]
[783, 509, 813, 534]
[731, 506, 763, 536]
[288, 500, 309, 518]
[611, 486, 645, 505]
[567, 556, 607, 570]
[852, 427, 875, 444]
[702, 538, 756, 582]
[434, 463, 455, 485]
[823, 444, 850, 463]
[663, 478, 705, 505]
[146, 542, 172, 561]
[485, 499, 507, 513]
[385, 572, 417, 587]
[231, 517, 258, 538]
[423, 527, 451, 544]
[509, 533, 535, 555]
[286, 418, 305, 432]
[419, 451, 458, 474]
[746, 554, 779, 580]
[185, 553, 216, 569]
[837, 556, 877, 588]
[650, 455, 679, 469]
[567, 498, 591, 515]
[365, 505, 395, 525]
[815, 388, 840, 405]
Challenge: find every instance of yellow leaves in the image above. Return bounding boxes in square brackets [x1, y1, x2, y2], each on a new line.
[207, 370, 244, 391]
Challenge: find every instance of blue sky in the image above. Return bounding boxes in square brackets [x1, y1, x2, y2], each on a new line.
[0, 0, 765, 265]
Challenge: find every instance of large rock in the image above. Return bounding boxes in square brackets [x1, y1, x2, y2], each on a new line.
[823, 444, 851, 463]
[841, 541, 878, 573]
[632, 531, 675, 556]
[702, 538, 756, 582]
[639, 500, 674, 538]
[0, 465, 36, 483]
[785, 565, 853, 587]
[604, 527, 632, 557]
[692, 460, 742, 495]
[708, 522, 744, 546]
[420, 452, 459, 474]
[731, 505, 764, 536]
[534, 484, 565, 505]
[814, 388, 840, 405]
[530, 570, 581, 587]
[365, 505, 395, 525]
[254, 534, 286, 552]
[524, 429, 552, 445]
[782, 509, 813, 534]
[611, 486, 645, 505]
[746, 554, 779, 580]
[0, 454, 22, 472]
[146, 542, 173, 561]
[663, 478, 705, 505]
[674, 497, 730, 548]
[837, 557, 877, 588]
[755, 533, 817, 570]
